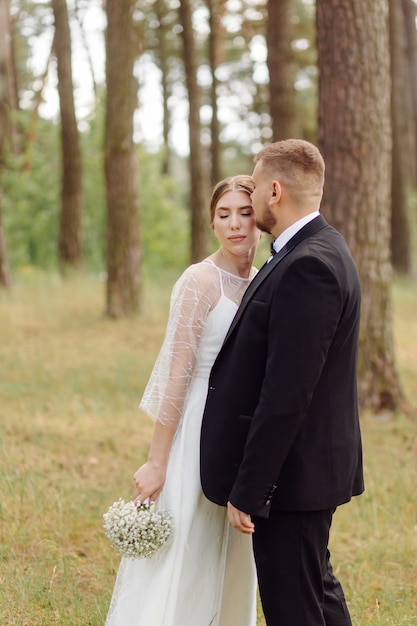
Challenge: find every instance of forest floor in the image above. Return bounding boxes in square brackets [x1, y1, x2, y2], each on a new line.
[0, 269, 416, 625]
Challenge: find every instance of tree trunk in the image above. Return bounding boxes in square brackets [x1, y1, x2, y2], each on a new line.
[402, 0, 417, 187]
[316, 0, 402, 412]
[0, 201, 11, 288]
[155, 0, 171, 176]
[267, 0, 301, 140]
[389, 0, 414, 274]
[105, 0, 141, 317]
[0, 0, 15, 154]
[207, 0, 223, 183]
[0, 0, 13, 288]
[179, 0, 210, 262]
[52, 0, 83, 271]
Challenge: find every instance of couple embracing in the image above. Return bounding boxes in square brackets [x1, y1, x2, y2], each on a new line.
[105, 139, 364, 626]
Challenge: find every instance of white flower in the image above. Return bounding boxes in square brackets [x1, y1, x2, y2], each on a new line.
[103, 498, 173, 559]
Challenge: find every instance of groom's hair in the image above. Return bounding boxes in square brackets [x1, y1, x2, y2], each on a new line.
[254, 139, 325, 201]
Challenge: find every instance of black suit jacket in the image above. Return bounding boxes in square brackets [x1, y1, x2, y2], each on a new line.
[200, 215, 364, 518]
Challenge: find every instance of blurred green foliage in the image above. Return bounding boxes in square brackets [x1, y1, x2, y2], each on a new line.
[1, 108, 190, 275]
[2, 117, 60, 269]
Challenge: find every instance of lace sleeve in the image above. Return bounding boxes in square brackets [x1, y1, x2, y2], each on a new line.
[139, 264, 221, 427]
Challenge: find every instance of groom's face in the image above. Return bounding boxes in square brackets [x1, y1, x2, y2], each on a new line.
[251, 161, 276, 235]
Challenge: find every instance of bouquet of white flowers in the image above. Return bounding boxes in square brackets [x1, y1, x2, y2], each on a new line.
[103, 498, 173, 559]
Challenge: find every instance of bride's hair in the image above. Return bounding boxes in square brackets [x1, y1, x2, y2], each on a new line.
[209, 175, 254, 226]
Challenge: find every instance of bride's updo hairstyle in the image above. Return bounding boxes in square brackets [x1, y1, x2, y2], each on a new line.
[209, 175, 254, 227]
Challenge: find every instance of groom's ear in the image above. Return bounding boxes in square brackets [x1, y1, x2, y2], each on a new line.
[270, 180, 282, 203]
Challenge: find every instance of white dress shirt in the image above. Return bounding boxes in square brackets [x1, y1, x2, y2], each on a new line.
[269, 210, 320, 261]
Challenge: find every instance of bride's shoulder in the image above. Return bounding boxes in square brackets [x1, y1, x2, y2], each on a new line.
[173, 260, 220, 294]
[182, 259, 219, 282]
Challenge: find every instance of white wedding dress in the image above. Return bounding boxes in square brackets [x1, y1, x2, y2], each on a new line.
[105, 259, 257, 626]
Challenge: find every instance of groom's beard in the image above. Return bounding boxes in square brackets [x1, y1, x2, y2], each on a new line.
[255, 205, 275, 235]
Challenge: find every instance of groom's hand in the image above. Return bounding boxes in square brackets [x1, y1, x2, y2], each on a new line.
[227, 501, 255, 534]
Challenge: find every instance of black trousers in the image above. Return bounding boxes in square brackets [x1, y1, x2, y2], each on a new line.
[252, 509, 352, 626]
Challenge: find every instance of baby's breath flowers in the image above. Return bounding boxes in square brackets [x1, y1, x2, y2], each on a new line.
[103, 498, 173, 559]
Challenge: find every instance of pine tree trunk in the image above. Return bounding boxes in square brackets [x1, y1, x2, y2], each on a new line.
[402, 0, 417, 187]
[0, 204, 11, 288]
[267, 0, 300, 140]
[0, 0, 12, 288]
[179, 0, 210, 263]
[52, 0, 83, 271]
[389, 0, 414, 274]
[155, 0, 171, 176]
[317, 0, 402, 412]
[105, 0, 141, 317]
[207, 0, 222, 183]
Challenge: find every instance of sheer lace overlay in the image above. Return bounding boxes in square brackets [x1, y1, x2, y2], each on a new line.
[140, 259, 254, 427]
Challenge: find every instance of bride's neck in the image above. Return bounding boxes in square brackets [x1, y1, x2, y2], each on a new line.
[210, 249, 253, 278]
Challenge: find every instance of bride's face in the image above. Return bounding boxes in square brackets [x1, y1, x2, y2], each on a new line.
[212, 190, 260, 257]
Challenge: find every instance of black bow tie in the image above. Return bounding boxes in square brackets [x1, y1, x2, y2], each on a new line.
[270, 240, 276, 256]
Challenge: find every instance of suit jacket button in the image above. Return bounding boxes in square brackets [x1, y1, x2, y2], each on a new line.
[265, 499, 271, 505]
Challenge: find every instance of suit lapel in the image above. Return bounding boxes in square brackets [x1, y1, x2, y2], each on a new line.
[223, 215, 328, 344]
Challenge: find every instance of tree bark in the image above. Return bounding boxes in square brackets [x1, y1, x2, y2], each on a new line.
[105, 0, 141, 317]
[402, 0, 417, 186]
[0, 0, 13, 287]
[267, 0, 301, 140]
[0, 201, 11, 288]
[389, 0, 414, 274]
[317, 0, 402, 412]
[52, 0, 83, 271]
[207, 0, 223, 183]
[154, 0, 171, 175]
[179, 0, 210, 262]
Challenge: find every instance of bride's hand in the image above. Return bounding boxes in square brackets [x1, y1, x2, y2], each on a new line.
[133, 461, 167, 505]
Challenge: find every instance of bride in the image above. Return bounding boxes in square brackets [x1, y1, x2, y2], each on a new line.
[105, 175, 260, 626]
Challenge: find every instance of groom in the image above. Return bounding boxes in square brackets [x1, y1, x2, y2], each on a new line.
[200, 139, 364, 625]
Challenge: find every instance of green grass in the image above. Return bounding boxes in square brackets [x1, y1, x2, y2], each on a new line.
[0, 269, 416, 625]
